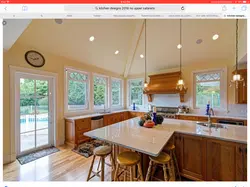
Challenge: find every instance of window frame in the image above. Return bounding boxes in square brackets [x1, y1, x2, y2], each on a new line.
[127, 78, 144, 108]
[93, 73, 109, 110]
[192, 68, 227, 110]
[64, 67, 90, 113]
[111, 77, 123, 109]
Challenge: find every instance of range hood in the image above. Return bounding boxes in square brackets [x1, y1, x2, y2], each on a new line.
[143, 71, 187, 102]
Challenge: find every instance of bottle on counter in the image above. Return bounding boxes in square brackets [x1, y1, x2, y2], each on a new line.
[153, 107, 157, 125]
[206, 100, 210, 115]
[133, 102, 136, 110]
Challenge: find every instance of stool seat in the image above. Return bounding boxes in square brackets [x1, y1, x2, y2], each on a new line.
[93, 146, 112, 156]
[166, 144, 175, 150]
[117, 151, 140, 166]
[149, 152, 171, 164]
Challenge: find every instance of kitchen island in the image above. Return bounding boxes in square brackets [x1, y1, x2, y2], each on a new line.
[84, 117, 247, 181]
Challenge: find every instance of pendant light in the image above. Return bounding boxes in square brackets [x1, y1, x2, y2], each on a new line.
[176, 19, 186, 91]
[229, 19, 245, 89]
[144, 19, 148, 88]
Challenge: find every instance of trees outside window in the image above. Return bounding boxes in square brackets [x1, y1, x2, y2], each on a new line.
[66, 70, 89, 111]
[111, 78, 122, 107]
[94, 75, 108, 108]
[128, 79, 143, 106]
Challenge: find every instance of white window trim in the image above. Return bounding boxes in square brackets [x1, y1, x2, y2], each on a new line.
[64, 67, 91, 114]
[191, 68, 227, 111]
[111, 77, 124, 109]
[127, 78, 144, 109]
[93, 73, 109, 111]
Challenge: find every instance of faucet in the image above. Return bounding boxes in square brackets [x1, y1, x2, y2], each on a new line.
[207, 108, 214, 127]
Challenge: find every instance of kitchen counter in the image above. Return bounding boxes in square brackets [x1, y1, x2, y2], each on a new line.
[65, 109, 149, 120]
[176, 113, 247, 120]
[84, 117, 247, 157]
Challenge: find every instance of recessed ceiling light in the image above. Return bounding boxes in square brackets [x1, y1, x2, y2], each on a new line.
[177, 44, 182, 49]
[212, 34, 219, 40]
[115, 50, 119, 55]
[140, 54, 144, 58]
[89, 36, 95, 42]
[55, 19, 63, 24]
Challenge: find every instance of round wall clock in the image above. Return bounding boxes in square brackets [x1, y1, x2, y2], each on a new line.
[25, 50, 45, 68]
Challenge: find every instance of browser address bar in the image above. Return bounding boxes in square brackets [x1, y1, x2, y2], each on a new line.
[64, 5, 186, 12]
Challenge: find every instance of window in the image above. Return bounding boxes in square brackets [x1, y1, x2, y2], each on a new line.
[111, 78, 122, 107]
[128, 79, 143, 106]
[194, 71, 223, 109]
[66, 69, 89, 111]
[93, 75, 108, 108]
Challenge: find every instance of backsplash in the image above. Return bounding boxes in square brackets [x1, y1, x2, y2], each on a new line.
[145, 94, 247, 117]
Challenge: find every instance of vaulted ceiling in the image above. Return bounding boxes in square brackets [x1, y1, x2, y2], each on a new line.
[4, 19, 247, 77]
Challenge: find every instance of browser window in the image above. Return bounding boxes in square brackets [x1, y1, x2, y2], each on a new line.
[1, 0, 249, 186]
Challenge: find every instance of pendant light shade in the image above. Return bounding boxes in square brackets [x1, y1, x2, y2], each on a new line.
[144, 19, 148, 89]
[176, 19, 187, 92]
[229, 19, 245, 89]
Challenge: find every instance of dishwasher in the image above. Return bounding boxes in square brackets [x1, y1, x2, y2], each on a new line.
[91, 116, 104, 130]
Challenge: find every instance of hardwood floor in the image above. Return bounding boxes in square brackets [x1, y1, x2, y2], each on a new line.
[3, 145, 113, 181]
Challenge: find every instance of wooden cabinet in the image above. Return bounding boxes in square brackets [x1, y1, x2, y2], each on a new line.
[173, 133, 247, 181]
[128, 111, 145, 119]
[234, 69, 247, 104]
[174, 133, 206, 181]
[65, 118, 91, 148]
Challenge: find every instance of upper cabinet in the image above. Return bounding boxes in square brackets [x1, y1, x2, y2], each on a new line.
[234, 69, 247, 104]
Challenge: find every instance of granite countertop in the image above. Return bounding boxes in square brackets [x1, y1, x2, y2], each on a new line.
[176, 113, 247, 120]
[84, 117, 247, 157]
[65, 109, 149, 120]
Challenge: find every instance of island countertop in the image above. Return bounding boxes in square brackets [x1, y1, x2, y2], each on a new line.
[84, 117, 247, 157]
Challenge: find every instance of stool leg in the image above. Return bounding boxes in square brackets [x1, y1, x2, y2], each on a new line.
[173, 151, 181, 181]
[167, 162, 174, 181]
[124, 166, 127, 181]
[151, 163, 157, 181]
[114, 163, 119, 181]
[163, 164, 169, 181]
[101, 157, 105, 181]
[97, 157, 101, 172]
[87, 155, 96, 181]
[145, 160, 153, 181]
[137, 163, 144, 181]
[130, 166, 133, 181]
[170, 151, 176, 181]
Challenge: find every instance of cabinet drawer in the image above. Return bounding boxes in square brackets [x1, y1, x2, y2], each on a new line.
[179, 115, 197, 121]
[75, 118, 91, 131]
[77, 129, 91, 140]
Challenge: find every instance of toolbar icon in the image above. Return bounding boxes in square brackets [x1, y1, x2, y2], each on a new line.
[222, 5, 227, 11]
[2, 20, 7, 26]
[22, 6, 28, 11]
[181, 6, 185, 11]
[241, 5, 247, 11]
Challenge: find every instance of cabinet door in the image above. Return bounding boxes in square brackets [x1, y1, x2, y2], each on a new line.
[236, 144, 247, 181]
[174, 133, 183, 172]
[181, 134, 206, 181]
[207, 139, 237, 181]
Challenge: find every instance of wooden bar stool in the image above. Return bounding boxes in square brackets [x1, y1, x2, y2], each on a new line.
[87, 145, 115, 181]
[114, 151, 144, 181]
[166, 144, 181, 181]
[145, 152, 173, 181]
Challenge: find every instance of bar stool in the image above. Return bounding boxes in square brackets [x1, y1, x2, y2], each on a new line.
[114, 151, 144, 181]
[166, 144, 181, 181]
[87, 145, 115, 181]
[145, 152, 173, 181]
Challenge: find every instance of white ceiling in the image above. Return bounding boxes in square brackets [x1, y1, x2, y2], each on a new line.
[3, 19, 32, 50]
[5, 19, 247, 76]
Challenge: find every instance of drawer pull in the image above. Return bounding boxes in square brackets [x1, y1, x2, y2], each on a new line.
[239, 147, 242, 153]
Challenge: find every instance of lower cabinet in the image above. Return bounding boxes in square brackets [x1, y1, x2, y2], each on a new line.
[173, 133, 247, 181]
[103, 112, 129, 126]
[128, 111, 145, 119]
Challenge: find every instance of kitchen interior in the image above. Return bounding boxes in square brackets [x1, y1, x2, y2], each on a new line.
[3, 18, 247, 182]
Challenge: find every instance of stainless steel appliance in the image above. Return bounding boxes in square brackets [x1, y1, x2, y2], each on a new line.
[150, 106, 178, 119]
[91, 116, 104, 130]
[217, 119, 244, 126]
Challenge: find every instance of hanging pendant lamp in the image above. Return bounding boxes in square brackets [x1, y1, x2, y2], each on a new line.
[229, 19, 245, 89]
[144, 19, 148, 88]
[176, 19, 186, 91]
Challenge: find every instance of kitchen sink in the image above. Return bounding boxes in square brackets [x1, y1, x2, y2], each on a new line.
[196, 122, 227, 129]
